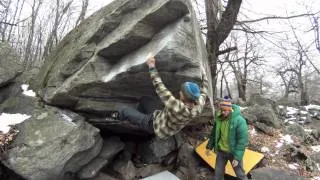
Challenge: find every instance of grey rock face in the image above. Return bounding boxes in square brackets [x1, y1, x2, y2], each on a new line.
[284, 124, 306, 141]
[249, 93, 279, 113]
[310, 152, 320, 164]
[244, 105, 281, 128]
[251, 167, 304, 180]
[0, 42, 23, 105]
[254, 122, 275, 136]
[175, 143, 198, 179]
[135, 164, 168, 179]
[109, 150, 137, 180]
[138, 136, 177, 164]
[31, 0, 211, 115]
[241, 110, 258, 124]
[77, 137, 125, 179]
[0, 96, 102, 180]
[86, 172, 118, 180]
[0, 42, 22, 88]
[308, 107, 320, 120]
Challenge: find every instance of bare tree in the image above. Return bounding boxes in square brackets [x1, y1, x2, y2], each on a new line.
[23, 0, 42, 69]
[276, 40, 312, 105]
[276, 65, 299, 100]
[224, 33, 264, 101]
[0, 0, 96, 70]
[42, 0, 72, 59]
[205, 0, 242, 98]
[6, 0, 25, 42]
[219, 64, 233, 98]
[315, 17, 320, 53]
[0, 0, 11, 41]
[75, 0, 89, 26]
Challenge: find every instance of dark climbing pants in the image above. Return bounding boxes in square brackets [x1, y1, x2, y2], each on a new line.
[119, 96, 163, 134]
[215, 150, 248, 180]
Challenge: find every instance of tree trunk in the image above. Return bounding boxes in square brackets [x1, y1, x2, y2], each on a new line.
[205, 0, 242, 98]
[7, 0, 21, 42]
[299, 74, 309, 105]
[43, 0, 72, 59]
[0, 0, 12, 41]
[220, 70, 223, 98]
[23, 0, 42, 69]
[238, 79, 246, 101]
[223, 71, 232, 99]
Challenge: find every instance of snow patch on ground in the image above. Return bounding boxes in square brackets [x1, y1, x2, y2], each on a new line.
[311, 145, 320, 152]
[240, 106, 247, 110]
[275, 142, 283, 148]
[261, 146, 270, 153]
[286, 107, 298, 115]
[284, 117, 296, 123]
[305, 104, 320, 110]
[61, 114, 73, 122]
[279, 134, 294, 144]
[288, 163, 299, 170]
[21, 84, 36, 97]
[274, 134, 294, 148]
[0, 113, 31, 133]
[304, 129, 313, 133]
[250, 128, 257, 136]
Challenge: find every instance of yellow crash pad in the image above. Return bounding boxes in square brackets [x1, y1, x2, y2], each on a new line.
[195, 139, 264, 177]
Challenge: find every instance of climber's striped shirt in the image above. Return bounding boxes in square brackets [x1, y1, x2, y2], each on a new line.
[149, 67, 208, 139]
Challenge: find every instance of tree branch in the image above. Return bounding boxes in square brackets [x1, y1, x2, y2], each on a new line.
[216, 0, 242, 46]
[232, 28, 267, 34]
[288, 17, 320, 74]
[217, 46, 237, 56]
[237, 13, 317, 24]
[0, 21, 18, 26]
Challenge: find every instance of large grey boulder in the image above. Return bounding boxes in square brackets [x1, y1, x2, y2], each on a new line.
[135, 164, 168, 179]
[112, 156, 136, 180]
[0, 42, 22, 88]
[310, 152, 320, 164]
[248, 93, 279, 113]
[77, 137, 125, 179]
[138, 136, 177, 164]
[251, 167, 304, 180]
[247, 93, 281, 130]
[241, 110, 258, 124]
[87, 172, 118, 180]
[31, 0, 212, 116]
[306, 105, 320, 120]
[254, 122, 275, 136]
[242, 105, 281, 128]
[0, 42, 23, 104]
[284, 124, 306, 142]
[0, 95, 103, 180]
[175, 143, 199, 179]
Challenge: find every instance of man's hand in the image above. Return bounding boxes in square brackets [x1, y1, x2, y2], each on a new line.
[205, 149, 211, 156]
[146, 53, 155, 68]
[232, 159, 239, 167]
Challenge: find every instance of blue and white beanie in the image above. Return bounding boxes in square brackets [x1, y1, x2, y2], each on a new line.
[181, 82, 200, 101]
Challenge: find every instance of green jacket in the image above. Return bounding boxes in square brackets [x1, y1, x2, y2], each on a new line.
[206, 104, 248, 161]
